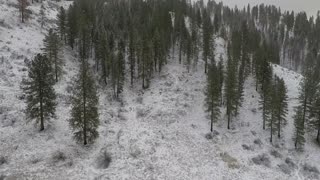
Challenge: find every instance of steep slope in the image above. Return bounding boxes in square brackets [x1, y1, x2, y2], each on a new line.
[1, 1, 320, 180]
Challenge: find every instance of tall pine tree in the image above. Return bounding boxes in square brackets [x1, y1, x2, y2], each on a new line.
[22, 54, 56, 131]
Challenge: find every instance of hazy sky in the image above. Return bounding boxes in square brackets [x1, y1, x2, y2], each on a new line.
[214, 0, 320, 17]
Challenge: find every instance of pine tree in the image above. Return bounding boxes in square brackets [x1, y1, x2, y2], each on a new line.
[185, 33, 192, 73]
[22, 54, 56, 131]
[18, 0, 28, 23]
[66, 5, 77, 49]
[275, 77, 288, 138]
[57, 6, 66, 43]
[69, 60, 99, 145]
[311, 96, 320, 143]
[205, 64, 221, 132]
[218, 57, 224, 105]
[202, 11, 212, 74]
[225, 45, 238, 129]
[43, 29, 63, 82]
[259, 60, 273, 130]
[129, 27, 136, 86]
[116, 39, 125, 99]
[268, 78, 277, 143]
[39, 4, 45, 28]
[293, 106, 305, 149]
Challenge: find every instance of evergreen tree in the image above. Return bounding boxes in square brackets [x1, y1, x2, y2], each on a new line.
[259, 60, 273, 130]
[202, 10, 212, 73]
[17, 0, 28, 23]
[116, 39, 125, 99]
[66, 5, 77, 49]
[129, 26, 136, 86]
[57, 6, 66, 42]
[205, 64, 221, 132]
[69, 60, 99, 145]
[22, 54, 56, 131]
[293, 106, 305, 149]
[311, 95, 320, 143]
[225, 45, 238, 129]
[218, 56, 224, 105]
[275, 77, 288, 138]
[39, 4, 45, 28]
[43, 29, 63, 82]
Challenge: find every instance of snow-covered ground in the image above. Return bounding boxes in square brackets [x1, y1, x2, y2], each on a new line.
[1, 1, 320, 180]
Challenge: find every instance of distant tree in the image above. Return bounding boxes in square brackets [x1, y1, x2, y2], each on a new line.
[293, 106, 305, 149]
[259, 60, 273, 130]
[22, 54, 56, 131]
[225, 45, 238, 129]
[129, 26, 136, 86]
[43, 29, 63, 82]
[17, 0, 29, 23]
[217, 57, 224, 105]
[311, 95, 320, 143]
[202, 11, 213, 73]
[275, 77, 288, 138]
[66, 5, 77, 49]
[39, 5, 45, 28]
[205, 64, 221, 132]
[57, 6, 66, 42]
[116, 39, 125, 99]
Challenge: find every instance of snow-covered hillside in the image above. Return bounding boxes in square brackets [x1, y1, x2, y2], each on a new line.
[1, 1, 320, 180]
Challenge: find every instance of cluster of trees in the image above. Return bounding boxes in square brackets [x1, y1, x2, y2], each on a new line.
[201, 1, 319, 149]
[19, 0, 320, 149]
[21, 3, 99, 145]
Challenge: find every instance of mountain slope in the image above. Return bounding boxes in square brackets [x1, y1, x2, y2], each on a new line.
[0, 1, 320, 180]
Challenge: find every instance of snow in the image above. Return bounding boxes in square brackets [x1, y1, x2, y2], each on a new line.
[1, 1, 320, 180]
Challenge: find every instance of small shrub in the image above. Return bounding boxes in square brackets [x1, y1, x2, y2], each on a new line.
[97, 151, 111, 169]
[0, 156, 7, 165]
[285, 157, 297, 168]
[270, 150, 282, 158]
[52, 151, 66, 163]
[252, 154, 270, 167]
[303, 163, 319, 174]
[278, 163, 291, 174]
[242, 144, 253, 151]
[253, 139, 263, 146]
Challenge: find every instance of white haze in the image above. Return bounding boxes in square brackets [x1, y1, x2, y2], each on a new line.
[203, 0, 320, 17]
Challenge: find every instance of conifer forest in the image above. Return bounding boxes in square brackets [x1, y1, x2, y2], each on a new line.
[0, 0, 320, 179]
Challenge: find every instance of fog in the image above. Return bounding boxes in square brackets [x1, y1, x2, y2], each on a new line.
[213, 0, 320, 17]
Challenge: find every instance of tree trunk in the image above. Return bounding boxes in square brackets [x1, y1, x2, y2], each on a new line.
[317, 117, 320, 143]
[278, 114, 281, 138]
[40, 93, 44, 131]
[179, 40, 182, 64]
[82, 59, 87, 145]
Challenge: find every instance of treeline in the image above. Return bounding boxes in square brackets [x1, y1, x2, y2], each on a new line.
[20, 0, 320, 149]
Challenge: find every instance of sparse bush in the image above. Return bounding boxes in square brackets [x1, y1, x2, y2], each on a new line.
[285, 157, 297, 168]
[130, 146, 141, 158]
[97, 151, 111, 169]
[303, 163, 319, 174]
[0, 156, 7, 165]
[252, 154, 270, 167]
[270, 150, 282, 158]
[52, 151, 66, 163]
[136, 96, 143, 104]
[220, 152, 239, 169]
[242, 144, 253, 151]
[253, 139, 263, 146]
[278, 163, 291, 174]
[205, 133, 213, 140]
